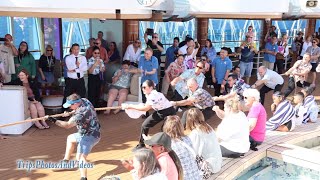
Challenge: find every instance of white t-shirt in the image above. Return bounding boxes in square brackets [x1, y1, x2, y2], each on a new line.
[146, 90, 172, 111]
[0, 44, 15, 75]
[179, 45, 188, 55]
[123, 44, 141, 63]
[257, 69, 284, 89]
[216, 111, 250, 153]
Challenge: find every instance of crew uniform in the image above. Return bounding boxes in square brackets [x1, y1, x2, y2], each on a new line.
[64, 54, 88, 99]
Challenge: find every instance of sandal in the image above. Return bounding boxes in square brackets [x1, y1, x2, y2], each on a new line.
[35, 125, 45, 130]
[44, 125, 50, 129]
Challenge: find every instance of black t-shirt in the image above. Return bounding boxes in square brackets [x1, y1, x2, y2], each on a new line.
[147, 39, 163, 62]
[38, 55, 56, 72]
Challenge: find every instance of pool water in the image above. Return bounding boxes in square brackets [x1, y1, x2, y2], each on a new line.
[236, 157, 320, 180]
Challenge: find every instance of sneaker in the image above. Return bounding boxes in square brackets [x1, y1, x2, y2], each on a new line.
[132, 144, 145, 152]
[80, 177, 87, 180]
[210, 85, 214, 89]
[178, 108, 183, 112]
[207, 85, 210, 88]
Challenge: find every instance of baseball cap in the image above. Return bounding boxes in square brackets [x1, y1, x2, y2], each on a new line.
[63, 99, 81, 108]
[144, 132, 172, 151]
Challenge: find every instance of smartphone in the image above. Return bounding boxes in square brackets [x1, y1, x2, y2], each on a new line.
[146, 28, 154, 36]
[0, 38, 6, 41]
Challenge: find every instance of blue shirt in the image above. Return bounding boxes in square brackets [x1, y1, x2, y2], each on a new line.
[264, 42, 278, 63]
[175, 69, 205, 98]
[138, 56, 159, 85]
[212, 57, 232, 84]
[201, 47, 216, 63]
[166, 45, 178, 68]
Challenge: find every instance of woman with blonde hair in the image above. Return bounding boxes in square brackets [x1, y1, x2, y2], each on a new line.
[163, 116, 201, 180]
[186, 108, 222, 174]
[213, 97, 250, 158]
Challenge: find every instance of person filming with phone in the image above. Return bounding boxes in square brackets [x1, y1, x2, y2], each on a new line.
[0, 34, 18, 83]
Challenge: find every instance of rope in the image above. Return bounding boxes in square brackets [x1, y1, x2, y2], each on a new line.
[0, 106, 122, 128]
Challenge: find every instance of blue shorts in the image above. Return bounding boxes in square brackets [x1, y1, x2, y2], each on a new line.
[73, 133, 100, 155]
[239, 61, 253, 77]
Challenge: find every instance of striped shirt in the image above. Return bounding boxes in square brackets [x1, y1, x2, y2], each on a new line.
[302, 95, 316, 123]
[266, 100, 295, 130]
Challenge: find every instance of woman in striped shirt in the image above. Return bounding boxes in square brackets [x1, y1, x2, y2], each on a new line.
[266, 91, 295, 132]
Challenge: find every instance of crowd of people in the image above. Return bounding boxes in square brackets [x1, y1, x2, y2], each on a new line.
[1, 26, 320, 180]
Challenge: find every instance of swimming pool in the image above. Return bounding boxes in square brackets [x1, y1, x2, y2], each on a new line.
[236, 157, 320, 180]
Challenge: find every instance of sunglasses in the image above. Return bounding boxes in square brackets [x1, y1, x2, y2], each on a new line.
[248, 29, 252, 30]
[152, 36, 158, 39]
[93, 52, 100, 54]
[94, 43, 100, 45]
[196, 65, 204, 69]
[313, 41, 317, 44]
[47, 49, 53, 51]
[244, 97, 248, 99]
[142, 86, 147, 89]
[135, 41, 141, 44]
[201, 58, 206, 61]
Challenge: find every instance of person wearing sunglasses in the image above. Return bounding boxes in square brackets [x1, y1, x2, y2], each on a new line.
[45, 93, 101, 180]
[171, 61, 205, 101]
[38, 45, 56, 88]
[245, 26, 255, 42]
[243, 89, 267, 151]
[122, 79, 176, 150]
[85, 38, 108, 64]
[144, 31, 164, 65]
[283, 53, 312, 97]
[172, 78, 215, 126]
[305, 38, 320, 87]
[123, 38, 142, 67]
[87, 46, 105, 108]
[211, 47, 232, 97]
[266, 91, 295, 132]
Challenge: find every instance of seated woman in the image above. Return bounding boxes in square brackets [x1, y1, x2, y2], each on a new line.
[293, 92, 306, 126]
[301, 86, 319, 123]
[107, 42, 121, 63]
[163, 116, 201, 180]
[87, 46, 105, 108]
[105, 60, 134, 114]
[1, 69, 49, 129]
[243, 89, 267, 151]
[122, 148, 168, 180]
[38, 45, 56, 88]
[266, 91, 296, 132]
[186, 108, 222, 174]
[213, 97, 250, 158]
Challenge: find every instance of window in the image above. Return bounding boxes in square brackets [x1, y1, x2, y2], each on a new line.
[43, 18, 61, 59]
[272, 19, 307, 45]
[208, 19, 263, 52]
[13, 17, 42, 59]
[62, 18, 90, 57]
[0, 16, 10, 37]
[316, 19, 320, 33]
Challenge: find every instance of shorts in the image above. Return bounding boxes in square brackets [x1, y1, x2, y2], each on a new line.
[239, 61, 253, 77]
[110, 85, 128, 90]
[311, 63, 318, 72]
[283, 120, 293, 130]
[74, 133, 100, 155]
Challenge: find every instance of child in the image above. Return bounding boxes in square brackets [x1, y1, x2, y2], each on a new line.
[301, 86, 319, 123]
[201, 54, 213, 89]
[293, 92, 306, 126]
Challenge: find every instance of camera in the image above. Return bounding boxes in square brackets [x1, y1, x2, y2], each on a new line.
[306, 0, 318, 7]
[146, 28, 154, 36]
[0, 38, 7, 41]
